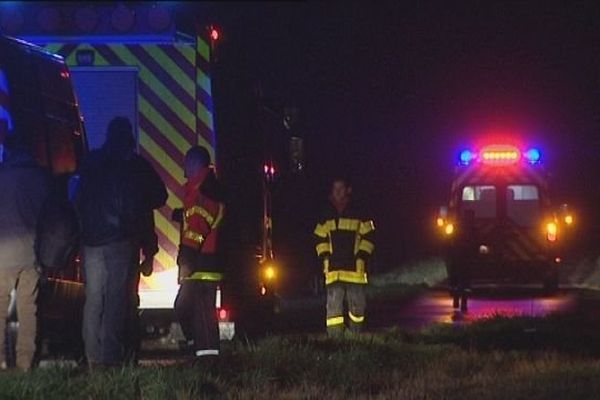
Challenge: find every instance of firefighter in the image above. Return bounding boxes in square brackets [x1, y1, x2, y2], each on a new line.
[314, 177, 375, 336]
[174, 146, 225, 361]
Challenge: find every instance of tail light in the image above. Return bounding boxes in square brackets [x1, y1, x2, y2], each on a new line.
[217, 308, 229, 321]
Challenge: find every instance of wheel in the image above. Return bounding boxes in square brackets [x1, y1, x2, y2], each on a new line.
[460, 292, 468, 312]
[452, 293, 460, 309]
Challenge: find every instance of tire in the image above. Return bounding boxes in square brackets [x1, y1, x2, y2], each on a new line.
[460, 292, 468, 312]
[452, 293, 460, 309]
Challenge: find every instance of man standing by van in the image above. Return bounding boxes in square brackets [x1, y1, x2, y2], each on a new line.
[0, 139, 49, 371]
[77, 117, 166, 367]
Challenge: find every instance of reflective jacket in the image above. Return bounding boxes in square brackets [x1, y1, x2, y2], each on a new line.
[314, 201, 375, 285]
[180, 167, 225, 281]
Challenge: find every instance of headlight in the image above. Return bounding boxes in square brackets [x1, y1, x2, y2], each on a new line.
[264, 266, 276, 280]
[444, 223, 455, 236]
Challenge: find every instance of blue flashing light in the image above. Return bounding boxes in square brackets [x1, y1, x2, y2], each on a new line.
[524, 148, 541, 164]
[459, 150, 475, 165]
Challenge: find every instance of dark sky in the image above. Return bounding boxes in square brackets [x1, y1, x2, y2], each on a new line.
[175, 2, 600, 270]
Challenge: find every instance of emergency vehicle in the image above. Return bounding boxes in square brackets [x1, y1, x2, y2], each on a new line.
[437, 142, 574, 311]
[0, 2, 234, 360]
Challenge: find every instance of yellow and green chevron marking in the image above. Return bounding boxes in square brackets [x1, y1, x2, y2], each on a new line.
[44, 39, 215, 291]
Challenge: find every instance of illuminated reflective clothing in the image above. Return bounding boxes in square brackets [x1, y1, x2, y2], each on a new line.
[314, 202, 375, 285]
[314, 201, 375, 335]
[180, 167, 225, 280]
[175, 167, 225, 358]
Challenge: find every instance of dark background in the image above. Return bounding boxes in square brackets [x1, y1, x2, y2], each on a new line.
[175, 1, 600, 289]
[7, 1, 597, 292]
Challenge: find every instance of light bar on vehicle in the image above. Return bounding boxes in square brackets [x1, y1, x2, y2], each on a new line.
[480, 145, 520, 164]
[524, 148, 541, 164]
[458, 144, 542, 166]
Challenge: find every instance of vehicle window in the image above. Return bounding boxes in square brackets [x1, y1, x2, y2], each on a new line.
[507, 185, 540, 226]
[461, 185, 496, 218]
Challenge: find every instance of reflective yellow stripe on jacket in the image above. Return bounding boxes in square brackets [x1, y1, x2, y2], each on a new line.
[183, 204, 225, 245]
[185, 271, 224, 281]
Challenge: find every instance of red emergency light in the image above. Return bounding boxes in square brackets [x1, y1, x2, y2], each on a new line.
[209, 26, 220, 42]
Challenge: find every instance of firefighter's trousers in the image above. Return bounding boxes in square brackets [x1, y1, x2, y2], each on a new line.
[175, 280, 219, 357]
[326, 281, 366, 336]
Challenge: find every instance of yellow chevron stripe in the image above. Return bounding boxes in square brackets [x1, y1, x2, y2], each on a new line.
[197, 37, 210, 62]
[196, 68, 212, 95]
[139, 130, 185, 186]
[146, 45, 195, 98]
[139, 98, 190, 155]
[165, 187, 182, 210]
[155, 245, 177, 269]
[109, 45, 196, 132]
[154, 210, 180, 248]
[176, 44, 195, 65]
[197, 100, 214, 131]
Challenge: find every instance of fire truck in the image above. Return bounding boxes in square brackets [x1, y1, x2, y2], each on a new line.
[437, 142, 574, 311]
[0, 2, 234, 361]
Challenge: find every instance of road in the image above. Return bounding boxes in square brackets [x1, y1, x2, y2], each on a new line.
[268, 286, 583, 335]
[367, 287, 579, 331]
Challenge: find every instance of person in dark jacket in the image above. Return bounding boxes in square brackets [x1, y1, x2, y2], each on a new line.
[173, 146, 225, 361]
[0, 141, 49, 371]
[314, 177, 375, 337]
[77, 117, 166, 367]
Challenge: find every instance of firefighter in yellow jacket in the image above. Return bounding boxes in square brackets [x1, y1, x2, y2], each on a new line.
[314, 177, 375, 336]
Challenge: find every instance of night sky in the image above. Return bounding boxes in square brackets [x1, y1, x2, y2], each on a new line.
[176, 2, 600, 278]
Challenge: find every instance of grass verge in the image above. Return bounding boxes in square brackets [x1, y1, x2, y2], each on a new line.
[3, 312, 600, 399]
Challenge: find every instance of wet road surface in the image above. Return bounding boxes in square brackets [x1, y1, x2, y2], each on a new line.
[368, 287, 579, 331]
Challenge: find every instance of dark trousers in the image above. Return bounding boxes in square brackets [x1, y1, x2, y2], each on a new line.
[174, 281, 219, 357]
[326, 282, 366, 336]
[82, 240, 136, 365]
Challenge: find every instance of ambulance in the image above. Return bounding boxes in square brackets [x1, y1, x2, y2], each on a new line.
[437, 142, 574, 310]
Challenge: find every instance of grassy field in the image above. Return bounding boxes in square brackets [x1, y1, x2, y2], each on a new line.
[2, 312, 600, 400]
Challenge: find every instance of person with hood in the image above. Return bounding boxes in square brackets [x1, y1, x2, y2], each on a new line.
[314, 177, 375, 337]
[76, 117, 166, 367]
[0, 139, 49, 371]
